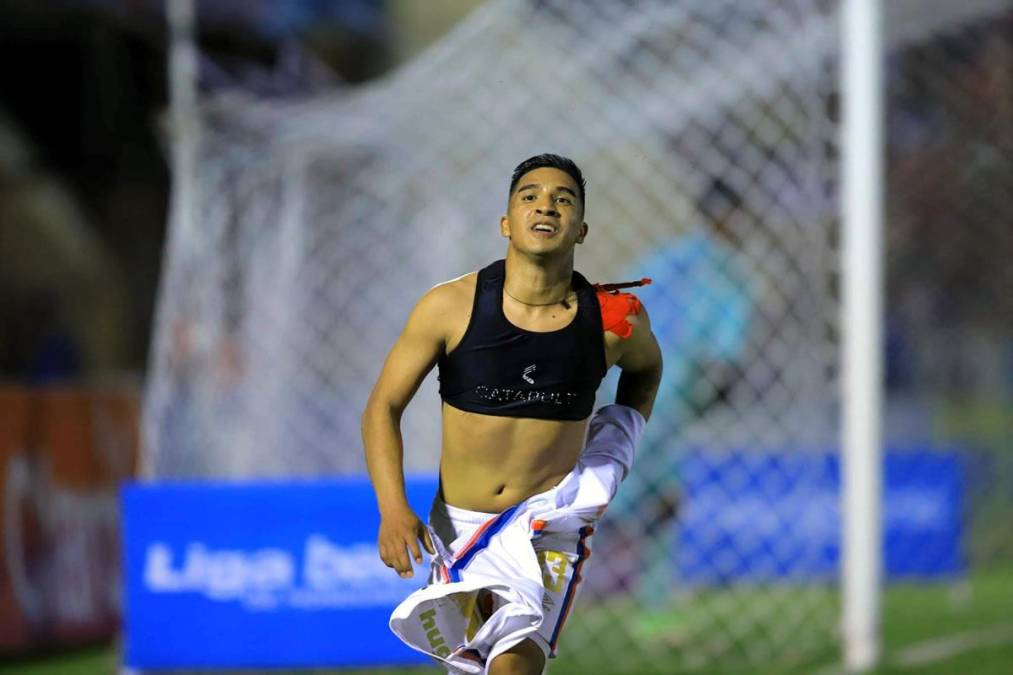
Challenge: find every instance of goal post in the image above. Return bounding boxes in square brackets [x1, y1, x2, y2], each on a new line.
[841, 0, 885, 670]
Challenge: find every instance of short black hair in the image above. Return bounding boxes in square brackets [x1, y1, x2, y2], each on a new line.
[509, 153, 586, 204]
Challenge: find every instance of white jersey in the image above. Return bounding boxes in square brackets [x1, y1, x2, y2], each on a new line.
[389, 404, 645, 675]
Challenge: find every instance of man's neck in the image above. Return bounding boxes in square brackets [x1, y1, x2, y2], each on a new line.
[503, 249, 575, 305]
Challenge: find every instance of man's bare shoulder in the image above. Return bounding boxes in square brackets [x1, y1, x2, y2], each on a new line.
[408, 272, 477, 351]
[413, 272, 478, 321]
[622, 297, 656, 345]
[603, 292, 654, 365]
[615, 299, 662, 373]
[434, 271, 478, 299]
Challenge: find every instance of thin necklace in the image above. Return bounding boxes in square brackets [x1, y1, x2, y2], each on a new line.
[503, 285, 575, 309]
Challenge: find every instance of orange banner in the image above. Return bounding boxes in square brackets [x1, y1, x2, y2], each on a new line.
[0, 385, 138, 654]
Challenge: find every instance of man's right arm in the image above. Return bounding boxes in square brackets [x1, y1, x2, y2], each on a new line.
[361, 286, 451, 578]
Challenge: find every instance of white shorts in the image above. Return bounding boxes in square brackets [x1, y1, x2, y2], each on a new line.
[389, 404, 645, 674]
[429, 490, 595, 660]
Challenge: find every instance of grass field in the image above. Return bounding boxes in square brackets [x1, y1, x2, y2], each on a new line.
[4, 567, 1011, 675]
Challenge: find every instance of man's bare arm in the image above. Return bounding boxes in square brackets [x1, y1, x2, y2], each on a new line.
[614, 307, 663, 421]
[361, 285, 454, 577]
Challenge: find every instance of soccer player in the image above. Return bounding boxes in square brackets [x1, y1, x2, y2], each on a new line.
[362, 153, 662, 675]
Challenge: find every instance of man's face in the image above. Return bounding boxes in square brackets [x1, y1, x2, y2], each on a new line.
[500, 167, 588, 256]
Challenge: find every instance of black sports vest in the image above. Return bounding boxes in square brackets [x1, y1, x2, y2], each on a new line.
[438, 259, 607, 421]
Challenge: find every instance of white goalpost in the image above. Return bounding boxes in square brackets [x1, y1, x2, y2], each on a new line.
[841, 0, 884, 670]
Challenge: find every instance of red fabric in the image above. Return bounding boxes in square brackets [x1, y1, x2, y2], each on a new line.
[595, 286, 645, 339]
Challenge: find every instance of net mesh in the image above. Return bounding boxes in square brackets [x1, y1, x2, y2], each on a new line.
[145, 0, 1013, 671]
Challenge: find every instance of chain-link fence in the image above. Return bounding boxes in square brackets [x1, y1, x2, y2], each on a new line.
[145, 0, 1013, 672]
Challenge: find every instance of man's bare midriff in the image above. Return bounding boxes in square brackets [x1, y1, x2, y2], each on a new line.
[439, 403, 589, 513]
[433, 272, 626, 514]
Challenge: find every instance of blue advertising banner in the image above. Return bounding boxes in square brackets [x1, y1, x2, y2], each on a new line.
[121, 477, 439, 669]
[677, 449, 965, 583]
[123, 449, 964, 668]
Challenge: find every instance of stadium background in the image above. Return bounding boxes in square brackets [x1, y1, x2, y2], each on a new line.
[1, 0, 1011, 673]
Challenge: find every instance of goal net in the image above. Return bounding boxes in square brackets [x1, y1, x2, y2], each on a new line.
[144, 0, 1013, 671]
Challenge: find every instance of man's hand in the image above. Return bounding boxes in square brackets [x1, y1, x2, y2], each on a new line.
[378, 506, 436, 578]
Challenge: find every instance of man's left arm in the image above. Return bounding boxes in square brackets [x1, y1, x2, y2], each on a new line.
[614, 307, 663, 421]
[577, 308, 662, 504]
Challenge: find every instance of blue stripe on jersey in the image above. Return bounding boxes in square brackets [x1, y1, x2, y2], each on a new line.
[549, 525, 593, 651]
[448, 503, 522, 582]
